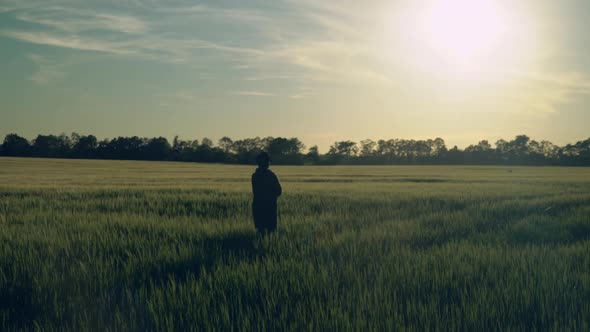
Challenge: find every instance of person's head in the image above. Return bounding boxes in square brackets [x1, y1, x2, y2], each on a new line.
[256, 151, 270, 169]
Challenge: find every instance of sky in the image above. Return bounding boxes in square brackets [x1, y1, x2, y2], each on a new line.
[1, 0, 589, 151]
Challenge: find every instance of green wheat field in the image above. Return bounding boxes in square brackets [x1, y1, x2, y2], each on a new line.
[1, 157, 589, 331]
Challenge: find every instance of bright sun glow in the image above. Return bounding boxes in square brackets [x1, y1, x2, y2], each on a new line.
[420, 0, 506, 63]
[386, 0, 538, 96]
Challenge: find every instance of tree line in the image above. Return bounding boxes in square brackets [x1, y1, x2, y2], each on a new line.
[1, 133, 589, 166]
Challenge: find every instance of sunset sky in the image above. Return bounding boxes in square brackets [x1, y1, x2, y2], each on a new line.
[1, 0, 589, 151]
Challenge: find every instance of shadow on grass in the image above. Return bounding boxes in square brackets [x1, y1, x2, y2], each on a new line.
[509, 218, 590, 245]
[82, 230, 265, 330]
[139, 230, 264, 286]
[206, 230, 258, 252]
[0, 275, 36, 330]
[507, 201, 590, 245]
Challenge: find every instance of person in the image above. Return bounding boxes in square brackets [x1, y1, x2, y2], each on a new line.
[251, 152, 282, 234]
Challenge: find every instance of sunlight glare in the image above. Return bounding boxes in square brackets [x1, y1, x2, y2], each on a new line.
[419, 0, 506, 63]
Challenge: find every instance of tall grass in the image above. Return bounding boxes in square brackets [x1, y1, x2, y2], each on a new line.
[0, 157, 589, 331]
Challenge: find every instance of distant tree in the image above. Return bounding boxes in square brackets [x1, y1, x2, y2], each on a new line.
[218, 136, 234, 153]
[501, 135, 529, 162]
[2, 134, 30, 156]
[232, 137, 263, 164]
[413, 140, 431, 159]
[57, 133, 72, 154]
[261, 137, 274, 151]
[306, 145, 321, 164]
[143, 137, 171, 160]
[465, 140, 494, 164]
[397, 140, 416, 160]
[577, 138, 590, 164]
[201, 137, 213, 148]
[359, 139, 376, 157]
[479, 140, 492, 150]
[539, 140, 560, 160]
[562, 137, 590, 165]
[325, 141, 358, 164]
[105, 136, 144, 160]
[3, 132, 589, 166]
[31, 134, 71, 158]
[376, 139, 396, 161]
[446, 145, 463, 164]
[431, 138, 448, 157]
[493, 135, 537, 164]
[72, 134, 98, 158]
[512, 135, 530, 151]
[328, 141, 358, 157]
[495, 139, 509, 162]
[267, 137, 305, 164]
[172, 136, 195, 161]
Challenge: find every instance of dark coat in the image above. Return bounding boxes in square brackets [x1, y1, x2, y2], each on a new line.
[251, 168, 282, 232]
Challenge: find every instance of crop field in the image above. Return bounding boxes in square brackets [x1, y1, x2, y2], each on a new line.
[0, 157, 589, 331]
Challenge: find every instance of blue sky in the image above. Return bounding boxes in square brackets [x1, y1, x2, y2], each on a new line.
[1, 0, 589, 150]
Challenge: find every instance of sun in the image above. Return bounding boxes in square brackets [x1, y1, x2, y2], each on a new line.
[419, 0, 506, 63]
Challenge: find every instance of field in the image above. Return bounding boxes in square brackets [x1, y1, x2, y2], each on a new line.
[0, 157, 589, 331]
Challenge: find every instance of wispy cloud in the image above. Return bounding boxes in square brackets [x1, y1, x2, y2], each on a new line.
[15, 10, 148, 34]
[244, 74, 300, 81]
[525, 71, 590, 95]
[233, 91, 275, 97]
[160, 91, 201, 103]
[287, 86, 318, 100]
[157, 90, 202, 108]
[1, 0, 390, 87]
[27, 54, 63, 84]
[157, 4, 272, 23]
[0, 30, 261, 64]
[1, 2, 262, 64]
[2, 30, 136, 55]
[288, 94, 308, 99]
[2, 0, 590, 116]
[494, 69, 590, 114]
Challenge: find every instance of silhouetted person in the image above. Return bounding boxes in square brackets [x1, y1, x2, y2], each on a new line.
[252, 152, 282, 234]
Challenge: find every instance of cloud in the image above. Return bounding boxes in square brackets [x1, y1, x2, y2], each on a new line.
[288, 94, 308, 99]
[156, 90, 202, 108]
[2, 2, 262, 64]
[233, 91, 275, 97]
[499, 69, 590, 114]
[2, 0, 590, 115]
[533, 72, 590, 113]
[261, 40, 395, 86]
[526, 71, 590, 95]
[287, 86, 318, 100]
[1, 0, 390, 87]
[0, 30, 261, 64]
[27, 54, 63, 84]
[159, 91, 201, 103]
[15, 10, 148, 34]
[2, 30, 136, 55]
[244, 74, 300, 81]
[156, 4, 272, 23]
